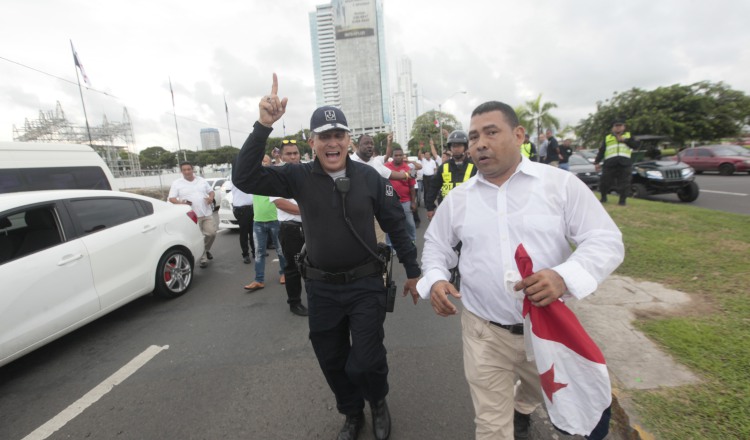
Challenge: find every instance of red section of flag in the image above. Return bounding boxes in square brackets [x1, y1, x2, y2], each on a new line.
[516, 245, 605, 364]
[434, 118, 440, 128]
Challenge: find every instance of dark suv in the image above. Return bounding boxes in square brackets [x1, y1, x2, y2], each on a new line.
[629, 135, 699, 203]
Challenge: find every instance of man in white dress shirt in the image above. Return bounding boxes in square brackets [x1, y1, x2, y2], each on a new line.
[416, 101, 624, 440]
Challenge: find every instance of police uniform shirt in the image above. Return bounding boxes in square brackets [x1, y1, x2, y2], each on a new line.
[234, 122, 420, 278]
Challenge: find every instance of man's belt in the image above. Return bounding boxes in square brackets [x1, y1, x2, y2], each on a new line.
[280, 220, 302, 227]
[490, 321, 524, 335]
[302, 260, 383, 285]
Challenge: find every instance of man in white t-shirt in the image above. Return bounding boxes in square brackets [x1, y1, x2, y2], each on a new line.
[168, 162, 216, 268]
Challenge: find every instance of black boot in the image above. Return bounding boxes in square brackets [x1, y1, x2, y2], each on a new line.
[370, 399, 391, 440]
[337, 412, 364, 440]
[514, 410, 531, 440]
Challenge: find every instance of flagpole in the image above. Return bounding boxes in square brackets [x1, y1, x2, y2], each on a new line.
[169, 76, 184, 161]
[70, 40, 93, 147]
[224, 95, 233, 147]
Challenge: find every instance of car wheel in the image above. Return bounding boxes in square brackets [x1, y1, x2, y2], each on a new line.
[631, 183, 648, 199]
[677, 181, 699, 203]
[154, 248, 193, 299]
[718, 163, 735, 176]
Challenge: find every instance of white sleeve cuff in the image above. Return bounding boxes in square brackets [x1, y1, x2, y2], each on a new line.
[417, 268, 451, 300]
[552, 260, 598, 299]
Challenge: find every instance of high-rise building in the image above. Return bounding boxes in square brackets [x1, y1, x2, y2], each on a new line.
[391, 57, 420, 147]
[200, 128, 221, 151]
[309, 0, 390, 136]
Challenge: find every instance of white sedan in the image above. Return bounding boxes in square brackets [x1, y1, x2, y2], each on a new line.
[218, 179, 238, 230]
[0, 190, 204, 367]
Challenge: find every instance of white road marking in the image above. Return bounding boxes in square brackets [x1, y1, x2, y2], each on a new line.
[22, 345, 169, 440]
[700, 190, 748, 196]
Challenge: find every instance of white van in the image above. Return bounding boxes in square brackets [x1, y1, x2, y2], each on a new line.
[0, 142, 118, 194]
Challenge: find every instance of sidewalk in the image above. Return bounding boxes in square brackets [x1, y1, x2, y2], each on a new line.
[530, 275, 699, 439]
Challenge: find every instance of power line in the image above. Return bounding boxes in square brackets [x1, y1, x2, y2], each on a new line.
[1, 54, 253, 137]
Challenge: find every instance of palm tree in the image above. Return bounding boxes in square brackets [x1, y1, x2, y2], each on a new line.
[517, 94, 560, 138]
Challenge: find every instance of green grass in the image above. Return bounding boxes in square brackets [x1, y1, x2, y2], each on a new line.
[604, 199, 750, 439]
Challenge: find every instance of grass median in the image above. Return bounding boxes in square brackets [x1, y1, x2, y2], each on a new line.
[605, 198, 750, 440]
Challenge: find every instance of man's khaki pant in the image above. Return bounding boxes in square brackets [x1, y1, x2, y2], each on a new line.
[462, 309, 543, 440]
[198, 216, 217, 262]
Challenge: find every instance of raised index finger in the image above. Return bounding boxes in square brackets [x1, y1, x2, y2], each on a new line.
[270, 73, 278, 96]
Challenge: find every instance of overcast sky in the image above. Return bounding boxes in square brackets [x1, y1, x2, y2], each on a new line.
[2, 0, 749, 152]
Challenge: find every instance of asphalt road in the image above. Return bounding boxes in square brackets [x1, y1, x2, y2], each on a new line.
[643, 174, 750, 215]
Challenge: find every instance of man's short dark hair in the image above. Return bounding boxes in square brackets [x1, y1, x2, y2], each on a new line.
[357, 134, 373, 145]
[471, 101, 520, 128]
[179, 161, 193, 169]
[392, 146, 403, 153]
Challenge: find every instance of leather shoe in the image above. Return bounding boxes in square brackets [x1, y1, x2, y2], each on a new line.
[370, 399, 391, 440]
[337, 412, 364, 440]
[514, 410, 531, 440]
[206, 251, 213, 260]
[290, 303, 308, 316]
[243, 256, 251, 264]
[243, 281, 264, 292]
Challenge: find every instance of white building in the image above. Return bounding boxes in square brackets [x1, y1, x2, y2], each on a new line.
[309, 0, 391, 136]
[200, 128, 221, 151]
[390, 57, 420, 147]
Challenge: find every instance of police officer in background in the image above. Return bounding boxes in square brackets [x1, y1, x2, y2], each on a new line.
[594, 119, 636, 206]
[520, 133, 538, 162]
[424, 130, 478, 220]
[233, 74, 420, 440]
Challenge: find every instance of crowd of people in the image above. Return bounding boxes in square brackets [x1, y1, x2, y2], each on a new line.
[167, 73, 629, 440]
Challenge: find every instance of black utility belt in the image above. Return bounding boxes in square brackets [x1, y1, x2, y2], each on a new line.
[490, 321, 524, 335]
[280, 221, 302, 227]
[302, 260, 383, 285]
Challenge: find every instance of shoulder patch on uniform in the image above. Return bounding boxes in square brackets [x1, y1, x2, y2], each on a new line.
[385, 184, 394, 197]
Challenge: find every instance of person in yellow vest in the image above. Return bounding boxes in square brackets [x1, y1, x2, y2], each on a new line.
[594, 119, 636, 206]
[425, 130, 478, 220]
[520, 133, 538, 162]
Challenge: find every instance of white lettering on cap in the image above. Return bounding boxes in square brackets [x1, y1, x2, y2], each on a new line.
[324, 110, 336, 121]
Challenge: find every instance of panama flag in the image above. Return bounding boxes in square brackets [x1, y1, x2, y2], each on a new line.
[516, 244, 611, 439]
[70, 41, 91, 86]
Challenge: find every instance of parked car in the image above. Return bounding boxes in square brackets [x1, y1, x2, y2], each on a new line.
[627, 135, 699, 203]
[577, 149, 598, 164]
[676, 145, 750, 175]
[0, 190, 204, 367]
[218, 179, 238, 230]
[204, 178, 228, 211]
[569, 154, 600, 190]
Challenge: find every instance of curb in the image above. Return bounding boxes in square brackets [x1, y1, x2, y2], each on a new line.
[609, 376, 655, 440]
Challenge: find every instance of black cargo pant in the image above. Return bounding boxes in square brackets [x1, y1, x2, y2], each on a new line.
[306, 275, 388, 415]
[279, 221, 304, 306]
[233, 205, 255, 258]
[600, 162, 632, 203]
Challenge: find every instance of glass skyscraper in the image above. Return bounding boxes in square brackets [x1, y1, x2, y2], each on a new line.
[309, 0, 391, 135]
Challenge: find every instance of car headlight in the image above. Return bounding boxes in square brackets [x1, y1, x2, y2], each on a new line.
[638, 169, 663, 180]
[681, 167, 695, 178]
[220, 198, 231, 209]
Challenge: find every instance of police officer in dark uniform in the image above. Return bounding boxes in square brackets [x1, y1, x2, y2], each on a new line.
[594, 118, 636, 206]
[424, 130, 478, 220]
[233, 74, 420, 440]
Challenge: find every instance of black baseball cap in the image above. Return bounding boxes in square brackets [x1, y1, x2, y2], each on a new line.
[310, 106, 350, 133]
[612, 118, 626, 125]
